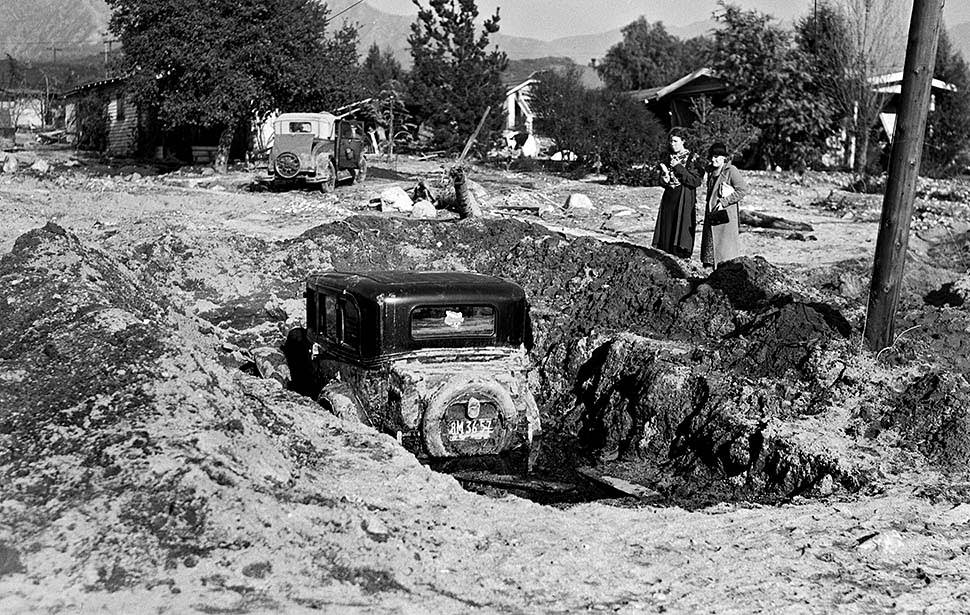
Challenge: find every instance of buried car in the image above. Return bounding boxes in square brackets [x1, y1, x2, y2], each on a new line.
[257, 112, 367, 192]
[293, 270, 541, 468]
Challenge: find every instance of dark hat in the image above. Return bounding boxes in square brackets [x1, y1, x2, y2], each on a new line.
[708, 142, 728, 158]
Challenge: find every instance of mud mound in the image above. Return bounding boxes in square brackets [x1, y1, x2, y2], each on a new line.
[884, 372, 970, 468]
[563, 334, 871, 505]
[707, 256, 807, 311]
[268, 216, 878, 500]
[0, 223, 484, 610]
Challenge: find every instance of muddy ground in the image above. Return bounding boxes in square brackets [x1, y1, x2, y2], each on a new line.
[2, 147, 970, 613]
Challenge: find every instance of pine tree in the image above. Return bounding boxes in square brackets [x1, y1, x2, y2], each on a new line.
[362, 43, 404, 95]
[407, 0, 508, 153]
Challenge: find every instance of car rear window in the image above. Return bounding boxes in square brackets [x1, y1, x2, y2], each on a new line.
[411, 305, 494, 339]
[288, 121, 312, 133]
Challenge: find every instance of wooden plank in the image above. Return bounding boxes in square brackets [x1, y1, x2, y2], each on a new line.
[575, 466, 663, 500]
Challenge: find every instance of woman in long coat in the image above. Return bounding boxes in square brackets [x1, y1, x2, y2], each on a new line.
[652, 129, 704, 258]
[700, 142, 747, 268]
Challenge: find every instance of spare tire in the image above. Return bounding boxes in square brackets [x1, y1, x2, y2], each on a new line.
[423, 378, 517, 457]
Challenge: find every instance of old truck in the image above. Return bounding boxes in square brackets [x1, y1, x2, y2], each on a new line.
[293, 270, 541, 470]
[256, 112, 367, 192]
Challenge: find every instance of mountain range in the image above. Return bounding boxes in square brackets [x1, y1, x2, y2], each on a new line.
[1, 0, 967, 80]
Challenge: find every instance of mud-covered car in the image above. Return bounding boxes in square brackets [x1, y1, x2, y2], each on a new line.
[257, 112, 367, 192]
[296, 270, 541, 466]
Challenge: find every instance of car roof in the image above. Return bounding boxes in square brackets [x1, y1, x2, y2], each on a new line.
[276, 112, 337, 123]
[307, 270, 525, 303]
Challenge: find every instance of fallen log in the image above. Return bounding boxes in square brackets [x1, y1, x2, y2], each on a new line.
[739, 210, 814, 231]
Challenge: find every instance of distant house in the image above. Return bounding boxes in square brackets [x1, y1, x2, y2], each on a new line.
[868, 71, 958, 142]
[0, 88, 46, 130]
[63, 77, 240, 163]
[504, 75, 539, 134]
[64, 77, 141, 157]
[628, 68, 730, 129]
[501, 75, 541, 157]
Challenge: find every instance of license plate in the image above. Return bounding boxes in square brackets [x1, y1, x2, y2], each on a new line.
[447, 418, 493, 441]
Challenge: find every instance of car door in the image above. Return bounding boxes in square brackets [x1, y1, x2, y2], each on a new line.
[336, 120, 365, 170]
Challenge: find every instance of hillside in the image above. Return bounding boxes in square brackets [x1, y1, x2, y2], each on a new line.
[0, 0, 710, 68]
[1, 1, 966, 78]
[0, 0, 108, 61]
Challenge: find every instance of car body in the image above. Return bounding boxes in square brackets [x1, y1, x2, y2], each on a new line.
[302, 270, 540, 463]
[257, 112, 367, 191]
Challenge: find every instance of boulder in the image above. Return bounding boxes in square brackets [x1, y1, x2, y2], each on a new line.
[2, 154, 18, 174]
[411, 199, 437, 219]
[30, 159, 51, 174]
[565, 193, 595, 217]
[380, 186, 414, 213]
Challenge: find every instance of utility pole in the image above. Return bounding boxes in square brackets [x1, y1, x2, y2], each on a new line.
[47, 45, 62, 64]
[863, 0, 946, 351]
[101, 34, 118, 77]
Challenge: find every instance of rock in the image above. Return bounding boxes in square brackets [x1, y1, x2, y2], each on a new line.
[201, 168, 216, 176]
[210, 185, 226, 192]
[938, 503, 970, 526]
[252, 346, 290, 386]
[263, 295, 289, 321]
[856, 530, 910, 560]
[30, 159, 50, 174]
[537, 200, 557, 218]
[565, 193, 595, 217]
[65, 159, 80, 167]
[816, 474, 834, 496]
[362, 516, 389, 538]
[380, 186, 414, 213]
[601, 217, 653, 235]
[2, 154, 18, 174]
[607, 205, 636, 217]
[411, 199, 437, 219]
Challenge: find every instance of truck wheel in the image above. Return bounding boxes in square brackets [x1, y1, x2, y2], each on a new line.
[318, 382, 366, 424]
[319, 159, 336, 193]
[353, 155, 367, 184]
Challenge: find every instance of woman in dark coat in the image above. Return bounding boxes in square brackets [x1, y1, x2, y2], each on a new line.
[652, 129, 704, 258]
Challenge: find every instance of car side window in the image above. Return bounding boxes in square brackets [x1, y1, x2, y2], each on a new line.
[342, 299, 360, 349]
[324, 295, 338, 341]
[319, 293, 360, 350]
[340, 122, 360, 139]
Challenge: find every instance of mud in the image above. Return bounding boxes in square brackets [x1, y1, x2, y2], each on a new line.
[0, 216, 910, 506]
[3, 158, 970, 612]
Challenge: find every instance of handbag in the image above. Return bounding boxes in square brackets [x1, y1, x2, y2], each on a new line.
[708, 202, 730, 226]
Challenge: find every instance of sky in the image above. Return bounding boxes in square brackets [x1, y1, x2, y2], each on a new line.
[362, 0, 970, 40]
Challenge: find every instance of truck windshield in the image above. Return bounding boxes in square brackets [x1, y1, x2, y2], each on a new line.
[411, 305, 494, 339]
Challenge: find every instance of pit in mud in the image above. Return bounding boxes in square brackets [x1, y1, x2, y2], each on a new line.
[238, 216, 867, 509]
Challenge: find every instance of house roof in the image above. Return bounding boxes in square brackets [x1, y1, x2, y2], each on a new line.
[504, 75, 540, 96]
[63, 76, 128, 98]
[628, 68, 728, 104]
[869, 71, 958, 94]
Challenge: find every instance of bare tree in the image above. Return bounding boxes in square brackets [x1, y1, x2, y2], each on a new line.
[806, 0, 906, 174]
